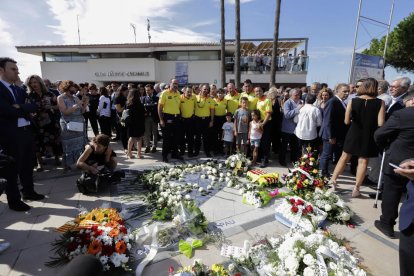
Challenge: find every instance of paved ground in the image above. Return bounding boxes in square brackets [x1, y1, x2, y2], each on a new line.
[0, 139, 401, 276]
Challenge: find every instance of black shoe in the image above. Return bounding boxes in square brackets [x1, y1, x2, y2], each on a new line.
[369, 192, 382, 200]
[151, 146, 157, 153]
[260, 161, 267, 168]
[374, 220, 395, 238]
[111, 137, 120, 141]
[162, 156, 169, 163]
[206, 153, 212, 158]
[9, 201, 31, 211]
[22, 192, 45, 201]
[145, 147, 151, 153]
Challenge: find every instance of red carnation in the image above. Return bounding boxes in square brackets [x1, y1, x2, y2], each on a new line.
[101, 244, 115, 256]
[289, 198, 296, 204]
[119, 226, 127, 234]
[291, 206, 299, 213]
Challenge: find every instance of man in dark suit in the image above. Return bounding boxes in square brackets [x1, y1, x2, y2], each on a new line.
[319, 83, 350, 177]
[386, 76, 410, 120]
[393, 159, 414, 276]
[374, 91, 414, 238]
[0, 57, 44, 211]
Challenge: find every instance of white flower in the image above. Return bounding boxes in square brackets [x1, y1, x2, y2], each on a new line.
[303, 266, 316, 276]
[230, 162, 235, 167]
[212, 168, 218, 174]
[228, 263, 235, 272]
[226, 172, 232, 177]
[284, 255, 299, 273]
[338, 211, 351, 221]
[218, 163, 223, 168]
[198, 187, 204, 193]
[207, 185, 213, 190]
[200, 174, 206, 179]
[227, 181, 233, 187]
[219, 177, 224, 182]
[110, 253, 129, 267]
[185, 194, 191, 200]
[219, 172, 224, 177]
[303, 254, 315, 266]
[193, 183, 199, 189]
[328, 261, 338, 270]
[157, 197, 164, 204]
[324, 204, 332, 212]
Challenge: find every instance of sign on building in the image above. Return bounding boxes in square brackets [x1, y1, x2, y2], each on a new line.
[351, 53, 384, 83]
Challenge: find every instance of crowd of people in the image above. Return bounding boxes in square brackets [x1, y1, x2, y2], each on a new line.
[2, 56, 414, 275]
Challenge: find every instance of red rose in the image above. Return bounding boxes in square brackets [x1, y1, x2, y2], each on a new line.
[101, 245, 115, 256]
[169, 266, 175, 273]
[296, 199, 304, 205]
[297, 182, 303, 189]
[289, 198, 296, 204]
[306, 205, 314, 213]
[291, 206, 299, 213]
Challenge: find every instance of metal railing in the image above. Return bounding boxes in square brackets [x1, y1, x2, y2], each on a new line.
[225, 56, 309, 73]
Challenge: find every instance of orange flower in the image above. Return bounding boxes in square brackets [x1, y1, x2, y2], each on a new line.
[109, 228, 120, 238]
[105, 221, 119, 228]
[87, 240, 102, 255]
[115, 240, 127, 254]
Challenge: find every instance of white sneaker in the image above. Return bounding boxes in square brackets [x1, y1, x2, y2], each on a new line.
[0, 242, 10, 254]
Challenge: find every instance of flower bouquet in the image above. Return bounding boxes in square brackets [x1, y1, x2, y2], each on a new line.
[274, 196, 327, 232]
[283, 150, 327, 196]
[225, 153, 251, 176]
[246, 169, 281, 188]
[305, 188, 354, 224]
[46, 208, 133, 272]
[230, 230, 366, 275]
[171, 259, 230, 276]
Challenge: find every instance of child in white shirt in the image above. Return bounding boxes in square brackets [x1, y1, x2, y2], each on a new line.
[248, 109, 263, 165]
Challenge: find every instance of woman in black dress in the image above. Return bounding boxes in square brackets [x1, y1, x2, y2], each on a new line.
[330, 78, 385, 197]
[114, 85, 129, 152]
[126, 88, 145, 159]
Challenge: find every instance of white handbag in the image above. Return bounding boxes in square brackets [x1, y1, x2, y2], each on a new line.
[67, 121, 84, 132]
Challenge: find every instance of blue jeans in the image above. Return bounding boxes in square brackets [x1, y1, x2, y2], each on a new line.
[319, 139, 343, 177]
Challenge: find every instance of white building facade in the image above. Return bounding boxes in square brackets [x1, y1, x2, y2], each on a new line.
[17, 39, 308, 88]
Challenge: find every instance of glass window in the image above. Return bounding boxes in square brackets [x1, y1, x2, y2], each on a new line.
[71, 53, 91, 61]
[189, 51, 219, 60]
[45, 53, 72, 62]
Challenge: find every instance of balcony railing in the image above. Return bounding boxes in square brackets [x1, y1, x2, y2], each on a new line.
[225, 56, 309, 73]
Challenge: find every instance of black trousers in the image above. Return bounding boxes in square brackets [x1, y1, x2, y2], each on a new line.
[299, 138, 319, 154]
[86, 112, 99, 135]
[179, 117, 195, 155]
[400, 223, 414, 276]
[110, 109, 119, 138]
[119, 125, 128, 150]
[161, 113, 180, 157]
[98, 116, 111, 137]
[380, 172, 408, 227]
[194, 116, 211, 155]
[212, 116, 226, 153]
[279, 132, 300, 164]
[259, 123, 272, 161]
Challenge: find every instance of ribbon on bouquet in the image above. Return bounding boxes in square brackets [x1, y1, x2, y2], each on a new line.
[290, 167, 313, 181]
[135, 225, 161, 276]
[178, 239, 203, 258]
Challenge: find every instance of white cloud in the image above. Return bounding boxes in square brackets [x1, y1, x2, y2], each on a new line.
[308, 46, 353, 59]
[45, 0, 217, 44]
[0, 18, 14, 46]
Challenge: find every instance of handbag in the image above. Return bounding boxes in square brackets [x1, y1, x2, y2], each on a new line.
[120, 109, 131, 126]
[67, 121, 84, 132]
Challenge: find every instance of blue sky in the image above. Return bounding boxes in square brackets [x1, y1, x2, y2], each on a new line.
[0, 0, 413, 87]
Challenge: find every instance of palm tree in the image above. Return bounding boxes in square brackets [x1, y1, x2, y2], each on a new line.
[220, 0, 226, 88]
[270, 0, 282, 87]
[235, 0, 241, 89]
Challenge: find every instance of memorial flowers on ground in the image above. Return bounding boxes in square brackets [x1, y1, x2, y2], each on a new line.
[283, 149, 327, 196]
[225, 153, 251, 176]
[47, 208, 133, 272]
